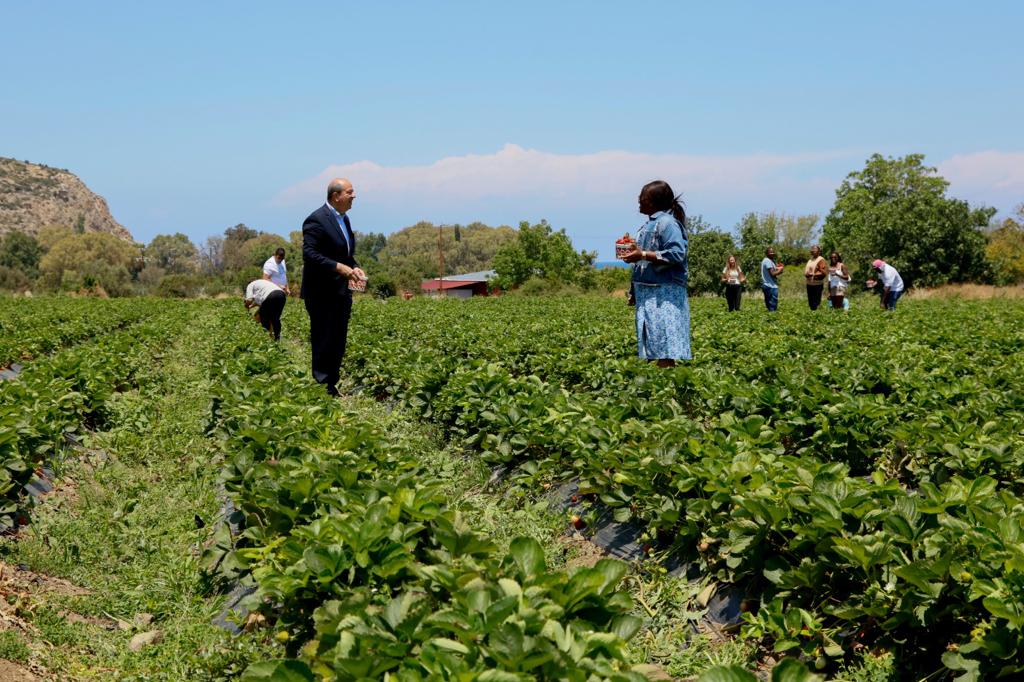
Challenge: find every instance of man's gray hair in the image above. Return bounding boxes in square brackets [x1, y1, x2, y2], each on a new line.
[327, 180, 347, 200]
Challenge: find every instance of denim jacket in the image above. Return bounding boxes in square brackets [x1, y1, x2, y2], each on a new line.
[631, 211, 688, 287]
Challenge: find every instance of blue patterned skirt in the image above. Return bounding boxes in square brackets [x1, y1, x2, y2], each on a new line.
[634, 282, 692, 361]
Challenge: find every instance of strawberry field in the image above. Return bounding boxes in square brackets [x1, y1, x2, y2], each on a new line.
[340, 297, 1024, 679]
[1, 295, 1023, 680]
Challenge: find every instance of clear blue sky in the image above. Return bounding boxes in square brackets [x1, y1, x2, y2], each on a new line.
[3, 1, 1022, 258]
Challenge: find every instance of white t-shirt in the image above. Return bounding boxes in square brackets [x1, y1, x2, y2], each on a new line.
[245, 279, 282, 306]
[879, 264, 904, 292]
[262, 256, 287, 287]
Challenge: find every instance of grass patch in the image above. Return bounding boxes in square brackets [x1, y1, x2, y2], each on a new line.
[412, 422, 570, 565]
[910, 283, 1024, 299]
[0, 629, 31, 663]
[27, 606, 82, 649]
[1, 305, 276, 680]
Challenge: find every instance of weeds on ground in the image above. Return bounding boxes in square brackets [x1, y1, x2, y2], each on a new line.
[0, 629, 30, 663]
[835, 650, 897, 682]
[1, 307, 276, 680]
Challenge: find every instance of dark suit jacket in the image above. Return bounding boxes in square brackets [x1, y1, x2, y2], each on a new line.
[301, 204, 359, 301]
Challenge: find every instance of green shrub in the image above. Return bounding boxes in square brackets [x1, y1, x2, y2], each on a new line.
[0, 265, 31, 292]
[158, 274, 204, 298]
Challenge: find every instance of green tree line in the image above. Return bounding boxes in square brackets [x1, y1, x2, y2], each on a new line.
[1, 153, 1022, 297]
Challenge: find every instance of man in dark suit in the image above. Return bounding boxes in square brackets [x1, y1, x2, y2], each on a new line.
[301, 177, 366, 396]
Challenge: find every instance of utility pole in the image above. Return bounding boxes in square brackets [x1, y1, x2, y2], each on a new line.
[438, 223, 446, 298]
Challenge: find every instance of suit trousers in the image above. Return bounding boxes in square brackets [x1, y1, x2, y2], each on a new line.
[304, 293, 352, 394]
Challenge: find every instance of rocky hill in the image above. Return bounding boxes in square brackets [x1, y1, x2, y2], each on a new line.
[0, 157, 132, 241]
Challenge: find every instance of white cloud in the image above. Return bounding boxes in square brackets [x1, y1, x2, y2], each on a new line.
[271, 146, 1024, 255]
[938, 151, 1024, 209]
[272, 143, 846, 208]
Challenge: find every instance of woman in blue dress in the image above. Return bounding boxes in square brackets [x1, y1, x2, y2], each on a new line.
[622, 180, 691, 367]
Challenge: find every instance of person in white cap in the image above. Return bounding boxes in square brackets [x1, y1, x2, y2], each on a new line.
[872, 259, 904, 310]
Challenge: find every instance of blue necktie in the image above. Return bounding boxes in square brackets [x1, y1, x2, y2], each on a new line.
[335, 213, 350, 254]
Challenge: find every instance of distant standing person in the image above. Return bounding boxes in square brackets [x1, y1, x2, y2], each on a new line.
[244, 279, 286, 341]
[804, 245, 828, 310]
[720, 255, 746, 312]
[621, 180, 691, 367]
[872, 259, 904, 310]
[827, 251, 850, 310]
[301, 178, 366, 396]
[263, 247, 290, 295]
[760, 247, 784, 312]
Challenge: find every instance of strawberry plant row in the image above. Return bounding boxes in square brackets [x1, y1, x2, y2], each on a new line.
[345, 298, 1024, 487]
[333, 297, 1024, 678]
[203, 324, 667, 681]
[0, 297, 159, 368]
[0, 301, 196, 531]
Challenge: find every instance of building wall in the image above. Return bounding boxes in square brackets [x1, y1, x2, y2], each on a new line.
[422, 280, 491, 297]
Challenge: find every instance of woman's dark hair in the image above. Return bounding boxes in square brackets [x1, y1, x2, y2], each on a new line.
[641, 180, 686, 233]
[830, 250, 842, 262]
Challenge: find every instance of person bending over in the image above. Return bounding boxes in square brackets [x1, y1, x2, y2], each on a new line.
[872, 259, 904, 310]
[244, 278, 287, 341]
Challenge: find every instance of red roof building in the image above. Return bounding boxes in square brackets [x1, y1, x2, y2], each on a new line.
[420, 270, 496, 298]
